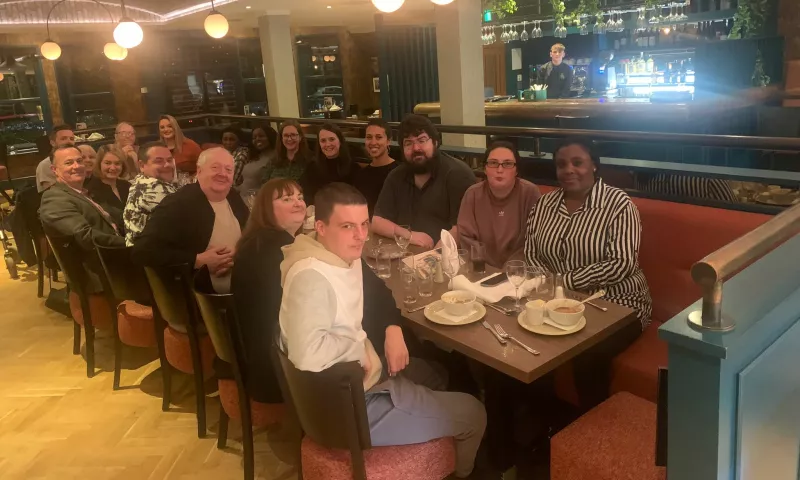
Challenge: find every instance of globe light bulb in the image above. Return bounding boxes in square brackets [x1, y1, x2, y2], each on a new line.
[114, 18, 143, 48]
[204, 12, 229, 39]
[40, 41, 62, 60]
[371, 0, 405, 13]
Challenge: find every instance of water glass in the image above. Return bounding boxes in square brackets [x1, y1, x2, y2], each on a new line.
[537, 272, 555, 300]
[417, 262, 434, 298]
[504, 260, 527, 312]
[376, 247, 391, 279]
[525, 266, 542, 301]
[245, 189, 258, 210]
[470, 243, 486, 274]
[400, 254, 417, 305]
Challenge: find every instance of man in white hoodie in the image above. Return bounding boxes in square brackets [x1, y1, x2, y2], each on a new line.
[280, 183, 486, 478]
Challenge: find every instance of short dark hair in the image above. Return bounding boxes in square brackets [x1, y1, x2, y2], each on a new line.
[50, 124, 73, 139]
[221, 126, 243, 142]
[399, 114, 438, 143]
[315, 182, 367, 223]
[484, 140, 522, 168]
[552, 137, 601, 167]
[366, 118, 391, 139]
[138, 141, 169, 164]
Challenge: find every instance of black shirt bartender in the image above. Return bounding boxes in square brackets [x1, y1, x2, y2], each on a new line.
[536, 43, 574, 99]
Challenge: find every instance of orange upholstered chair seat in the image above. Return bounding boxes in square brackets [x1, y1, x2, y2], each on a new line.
[69, 292, 113, 329]
[300, 435, 455, 480]
[217, 379, 285, 427]
[163, 326, 216, 377]
[116, 301, 157, 348]
[550, 392, 666, 480]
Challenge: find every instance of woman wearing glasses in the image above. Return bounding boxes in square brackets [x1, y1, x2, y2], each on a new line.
[457, 141, 540, 268]
[263, 119, 311, 183]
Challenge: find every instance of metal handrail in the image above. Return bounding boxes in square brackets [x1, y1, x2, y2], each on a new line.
[689, 202, 800, 331]
[73, 113, 800, 152]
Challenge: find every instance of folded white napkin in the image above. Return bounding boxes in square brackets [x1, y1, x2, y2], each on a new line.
[452, 274, 540, 304]
[440, 230, 460, 279]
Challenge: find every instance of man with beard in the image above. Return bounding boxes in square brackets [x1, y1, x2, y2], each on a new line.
[371, 114, 476, 248]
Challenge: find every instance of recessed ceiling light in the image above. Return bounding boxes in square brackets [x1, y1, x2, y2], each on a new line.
[245, 5, 251, 8]
[327, 5, 332, 8]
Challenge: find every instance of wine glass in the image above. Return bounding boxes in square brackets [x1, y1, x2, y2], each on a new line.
[245, 189, 258, 210]
[511, 24, 519, 41]
[580, 17, 589, 36]
[520, 21, 529, 41]
[491, 26, 497, 43]
[593, 16, 605, 35]
[649, 6, 660, 25]
[616, 11, 626, 31]
[504, 260, 527, 312]
[500, 25, 508, 43]
[393, 225, 412, 260]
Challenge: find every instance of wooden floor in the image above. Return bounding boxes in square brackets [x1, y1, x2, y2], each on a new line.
[0, 265, 299, 480]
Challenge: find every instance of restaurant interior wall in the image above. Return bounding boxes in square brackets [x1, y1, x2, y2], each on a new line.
[0, 33, 62, 125]
[376, 19, 439, 121]
[483, 40, 507, 96]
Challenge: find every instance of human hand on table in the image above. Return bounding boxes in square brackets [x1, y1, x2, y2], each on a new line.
[384, 325, 409, 376]
[409, 232, 434, 249]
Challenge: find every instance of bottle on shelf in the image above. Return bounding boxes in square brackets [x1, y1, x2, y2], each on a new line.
[679, 60, 687, 84]
[646, 55, 655, 73]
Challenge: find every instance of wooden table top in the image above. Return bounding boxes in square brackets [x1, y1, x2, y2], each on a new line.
[382, 262, 639, 384]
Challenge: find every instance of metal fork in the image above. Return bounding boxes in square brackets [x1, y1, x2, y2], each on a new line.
[482, 321, 507, 345]
[494, 324, 540, 355]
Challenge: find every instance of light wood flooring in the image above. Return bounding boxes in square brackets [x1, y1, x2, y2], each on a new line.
[0, 265, 299, 480]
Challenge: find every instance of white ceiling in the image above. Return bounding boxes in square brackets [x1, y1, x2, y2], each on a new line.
[169, 0, 440, 33]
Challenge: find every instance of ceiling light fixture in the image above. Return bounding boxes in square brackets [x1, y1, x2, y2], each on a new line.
[204, 0, 229, 38]
[103, 42, 128, 60]
[0, 73, 4, 82]
[371, 0, 405, 13]
[114, 0, 144, 48]
[40, 0, 120, 61]
[245, 5, 251, 8]
[430, 0, 455, 4]
[327, 5, 332, 8]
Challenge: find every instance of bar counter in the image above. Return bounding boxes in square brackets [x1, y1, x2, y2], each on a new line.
[413, 86, 782, 133]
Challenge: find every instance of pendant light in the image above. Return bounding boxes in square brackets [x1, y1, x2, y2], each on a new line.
[103, 42, 128, 60]
[114, 0, 144, 49]
[39, 4, 62, 61]
[0, 73, 4, 82]
[430, 0, 455, 4]
[204, 0, 229, 39]
[372, 0, 405, 13]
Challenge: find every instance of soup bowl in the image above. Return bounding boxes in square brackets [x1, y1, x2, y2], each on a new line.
[545, 298, 585, 327]
[440, 290, 477, 317]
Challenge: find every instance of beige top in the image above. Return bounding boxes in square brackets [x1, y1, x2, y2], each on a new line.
[207, 199, 242, 293]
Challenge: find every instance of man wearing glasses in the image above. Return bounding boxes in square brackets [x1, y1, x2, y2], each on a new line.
[535, 43, 574, 99]
[114, 122, 139, 177]
[372, 114, 476, 248]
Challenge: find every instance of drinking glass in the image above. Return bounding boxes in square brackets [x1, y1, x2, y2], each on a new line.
[536, 21, 543, 38]
[520, 21, 529, 41]
[470, 243, 486, 274]
[525, 266, 542, 301]
[649, 7, 660, 24]
[537, 271, 555, 300]
[580, 20, 589, 36]
[511, 24, 519, 41]
[376, 246, 391, 279]
[400, 253, 417, 306]
[504, 260, 527, 312]
[393, 225, 411, 270]
[442, 251, 463, 290]
[245, 189, 258, 210]
[593, 17, 605, 35]
[417, 260, 434, 297]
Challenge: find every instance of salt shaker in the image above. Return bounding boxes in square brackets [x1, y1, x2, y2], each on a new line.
[554, 273, 565, 299]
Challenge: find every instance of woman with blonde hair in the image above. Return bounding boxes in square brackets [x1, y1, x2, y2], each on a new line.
[229, 178, 306, 402]
[158, 114, 202, 174]
[86, 144, 131, 229]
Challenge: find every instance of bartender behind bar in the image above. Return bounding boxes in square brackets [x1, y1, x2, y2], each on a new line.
[536, 43, 574, 99]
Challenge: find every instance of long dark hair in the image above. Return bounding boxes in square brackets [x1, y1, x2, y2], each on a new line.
[314, 123, 354, 179]
[237, 178, 304, 250]
[274, 119, 311, 168]
[249, 124, 278, 160]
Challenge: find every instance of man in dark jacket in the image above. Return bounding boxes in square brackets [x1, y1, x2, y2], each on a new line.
[132, 147, 249, 293]
[39, 146, 125, 291]
[536, 43, 574, 99]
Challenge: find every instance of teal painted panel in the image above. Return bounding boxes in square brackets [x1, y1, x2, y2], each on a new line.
[736, 318, 800, 480]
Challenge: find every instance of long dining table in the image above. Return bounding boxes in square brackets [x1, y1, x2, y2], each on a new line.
[380, 255, 639, 385]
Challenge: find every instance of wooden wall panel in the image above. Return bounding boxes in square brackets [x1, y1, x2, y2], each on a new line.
[483, 41, 506, 96]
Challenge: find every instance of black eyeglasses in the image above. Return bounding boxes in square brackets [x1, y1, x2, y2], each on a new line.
[486, 160, 516, 170]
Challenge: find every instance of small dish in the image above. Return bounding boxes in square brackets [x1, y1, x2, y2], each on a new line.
[424, 300, 486, 326]
[441, 290, 477, 316]
[518, 311, 586, 336]
[545, 298, 585, 327]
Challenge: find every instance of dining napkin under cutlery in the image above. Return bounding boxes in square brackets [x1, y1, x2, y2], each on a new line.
[452, 274, 540, 304]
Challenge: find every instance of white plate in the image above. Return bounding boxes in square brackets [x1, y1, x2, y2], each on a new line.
[424, 300, 486, 326]
[517, 311, 586, 336]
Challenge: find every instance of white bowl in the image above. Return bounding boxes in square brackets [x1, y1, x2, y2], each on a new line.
[545, 298, 585, 327]
[441, 290, 477, 317]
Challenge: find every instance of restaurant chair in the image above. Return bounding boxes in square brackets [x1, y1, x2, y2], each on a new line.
[15, 186, 54, 297]
[94, 243, 159, 390]
[549, 368, 669, 480]
[274, 337, 456, 480]
[143, 263, 215, 438]
[44, 230, 113, 378]
[191, 267, 284, 480]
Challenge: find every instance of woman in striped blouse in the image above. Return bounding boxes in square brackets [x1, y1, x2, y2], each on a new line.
[524, 138, 653, 328]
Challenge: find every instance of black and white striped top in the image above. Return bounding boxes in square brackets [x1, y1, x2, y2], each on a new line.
[524, 179, 652, 328]
[633, 173, 738, 203]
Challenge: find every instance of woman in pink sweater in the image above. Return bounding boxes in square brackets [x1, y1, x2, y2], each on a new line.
[457, 141, 541, 268]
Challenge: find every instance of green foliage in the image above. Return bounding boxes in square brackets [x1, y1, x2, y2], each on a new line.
[729, 0, 770, 39]
[482, 0, 517, 19]
[565, 0, 601, 25]
[643, 0, 660, 9]
[551, 0, 566, 25]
